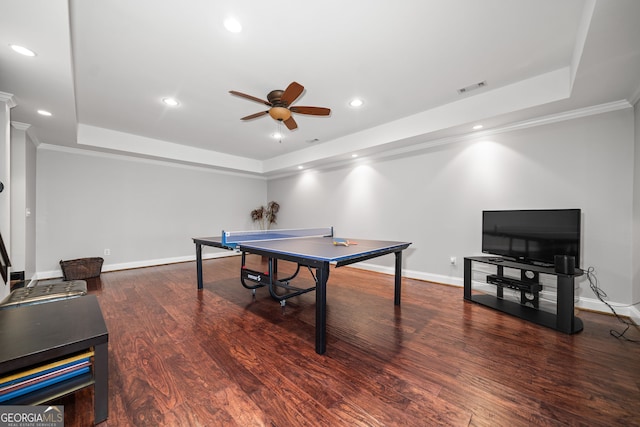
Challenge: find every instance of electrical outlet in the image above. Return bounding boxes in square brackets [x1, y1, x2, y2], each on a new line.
[104, 249, 111, 256]
[450, 256, 457, 265]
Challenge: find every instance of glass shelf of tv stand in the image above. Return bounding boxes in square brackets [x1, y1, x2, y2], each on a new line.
[476, 256, 583, 276]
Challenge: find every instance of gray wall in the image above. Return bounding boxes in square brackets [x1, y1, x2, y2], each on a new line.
[0, 98, 11, 298]
[10, 125, 37, 281]
[268, 108, 636, 310]
[634, 100, 640, 315]
[25, 132, 36, 280]
[36, 147, 266, 277]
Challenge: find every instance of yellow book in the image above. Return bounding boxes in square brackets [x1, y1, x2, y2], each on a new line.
[0, 350, 94, 385]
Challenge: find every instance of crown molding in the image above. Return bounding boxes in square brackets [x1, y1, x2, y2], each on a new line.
[37, 143, 267, 180]
[11, 121, 31, 131]
[78, 124, 263, 175]
[33, 98, 634, 182]
[629, 83, 640, 107]
[266, 99, 632, 180]
[378, 99, 633, 160]
[11, 121, 42, 147]
[485, 99, 631, 135]
[0, 91, 17, 108]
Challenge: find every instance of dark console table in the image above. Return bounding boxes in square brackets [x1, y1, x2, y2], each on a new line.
[464, 256, 583, 334]
[0, 295, 108, 424]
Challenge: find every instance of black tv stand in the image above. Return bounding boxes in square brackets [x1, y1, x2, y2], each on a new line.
[464, 256, 583, 334]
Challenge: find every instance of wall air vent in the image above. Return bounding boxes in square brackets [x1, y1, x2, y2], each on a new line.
[457, 81, 487, 94]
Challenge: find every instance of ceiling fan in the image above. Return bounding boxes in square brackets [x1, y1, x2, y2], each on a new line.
[229, 81, 330, 130]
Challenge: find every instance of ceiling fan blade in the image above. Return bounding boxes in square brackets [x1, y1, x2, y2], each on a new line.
[229, 91, 271, 106]
[290, 106, 331, 116]
[283, 116, 298, 130]
[280, 82, 304, 106]
[241, 111, 269, 120]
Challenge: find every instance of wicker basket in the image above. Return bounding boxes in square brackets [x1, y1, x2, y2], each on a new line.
[60, 257, 104, 280]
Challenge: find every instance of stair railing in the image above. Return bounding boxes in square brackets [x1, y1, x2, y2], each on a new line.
[0, 232, 10, 283]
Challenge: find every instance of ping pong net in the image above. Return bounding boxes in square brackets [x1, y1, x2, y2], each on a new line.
[221, 227, 333, 249]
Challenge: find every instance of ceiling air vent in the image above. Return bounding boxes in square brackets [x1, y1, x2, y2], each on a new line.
[457, 81, 487, 94]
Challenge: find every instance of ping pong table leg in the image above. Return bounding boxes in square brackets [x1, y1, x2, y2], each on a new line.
[315, 262, 330, 355]
[196, 242, 203, 290]
[394, 250, 402, 305]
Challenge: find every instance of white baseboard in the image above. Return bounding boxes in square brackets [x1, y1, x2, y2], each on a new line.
[33, 257, 638, 324]
[348, 262, 465, 287]
[576, 295, 640, 323]
[34, 251, 239, 281]
[350, 262, 638, 322]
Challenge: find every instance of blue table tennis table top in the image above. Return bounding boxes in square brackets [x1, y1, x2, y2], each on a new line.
[193, 234, 411, 265]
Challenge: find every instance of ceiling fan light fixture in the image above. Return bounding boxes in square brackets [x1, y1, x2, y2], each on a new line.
[269, 106, 291, 121]
[230, 82, 329, 131]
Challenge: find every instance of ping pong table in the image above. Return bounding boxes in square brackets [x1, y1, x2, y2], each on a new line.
[192, 227, 411, 354]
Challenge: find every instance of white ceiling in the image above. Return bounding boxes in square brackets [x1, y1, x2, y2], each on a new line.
[2, 0, 640, 176]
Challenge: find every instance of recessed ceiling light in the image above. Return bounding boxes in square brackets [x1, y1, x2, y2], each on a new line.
[297, 165, 304, 170]
[37, 110, 52, 116]
[10, 44, 36, 57]
[224, 17, 242, 33]
[473, 124, 483, 130]
[349, 98, 364, 107]
[351, 154, 358, 158]
[162, 97, 180, 107]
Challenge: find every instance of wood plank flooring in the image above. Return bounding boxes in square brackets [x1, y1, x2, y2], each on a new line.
[53, 255, 640, 426]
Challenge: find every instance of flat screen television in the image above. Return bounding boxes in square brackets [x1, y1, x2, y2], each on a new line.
[482, 209, 581, 267]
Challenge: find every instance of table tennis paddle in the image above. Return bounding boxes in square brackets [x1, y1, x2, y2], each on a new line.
[333, 238, 358, 247]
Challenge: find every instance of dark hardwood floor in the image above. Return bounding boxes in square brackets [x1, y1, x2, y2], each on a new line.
[55, 255, 639, 426]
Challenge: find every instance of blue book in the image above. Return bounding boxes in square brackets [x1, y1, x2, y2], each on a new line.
[0, 366, 91, 402]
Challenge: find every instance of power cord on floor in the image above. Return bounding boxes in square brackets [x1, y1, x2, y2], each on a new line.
[586, 267, 639, 343]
